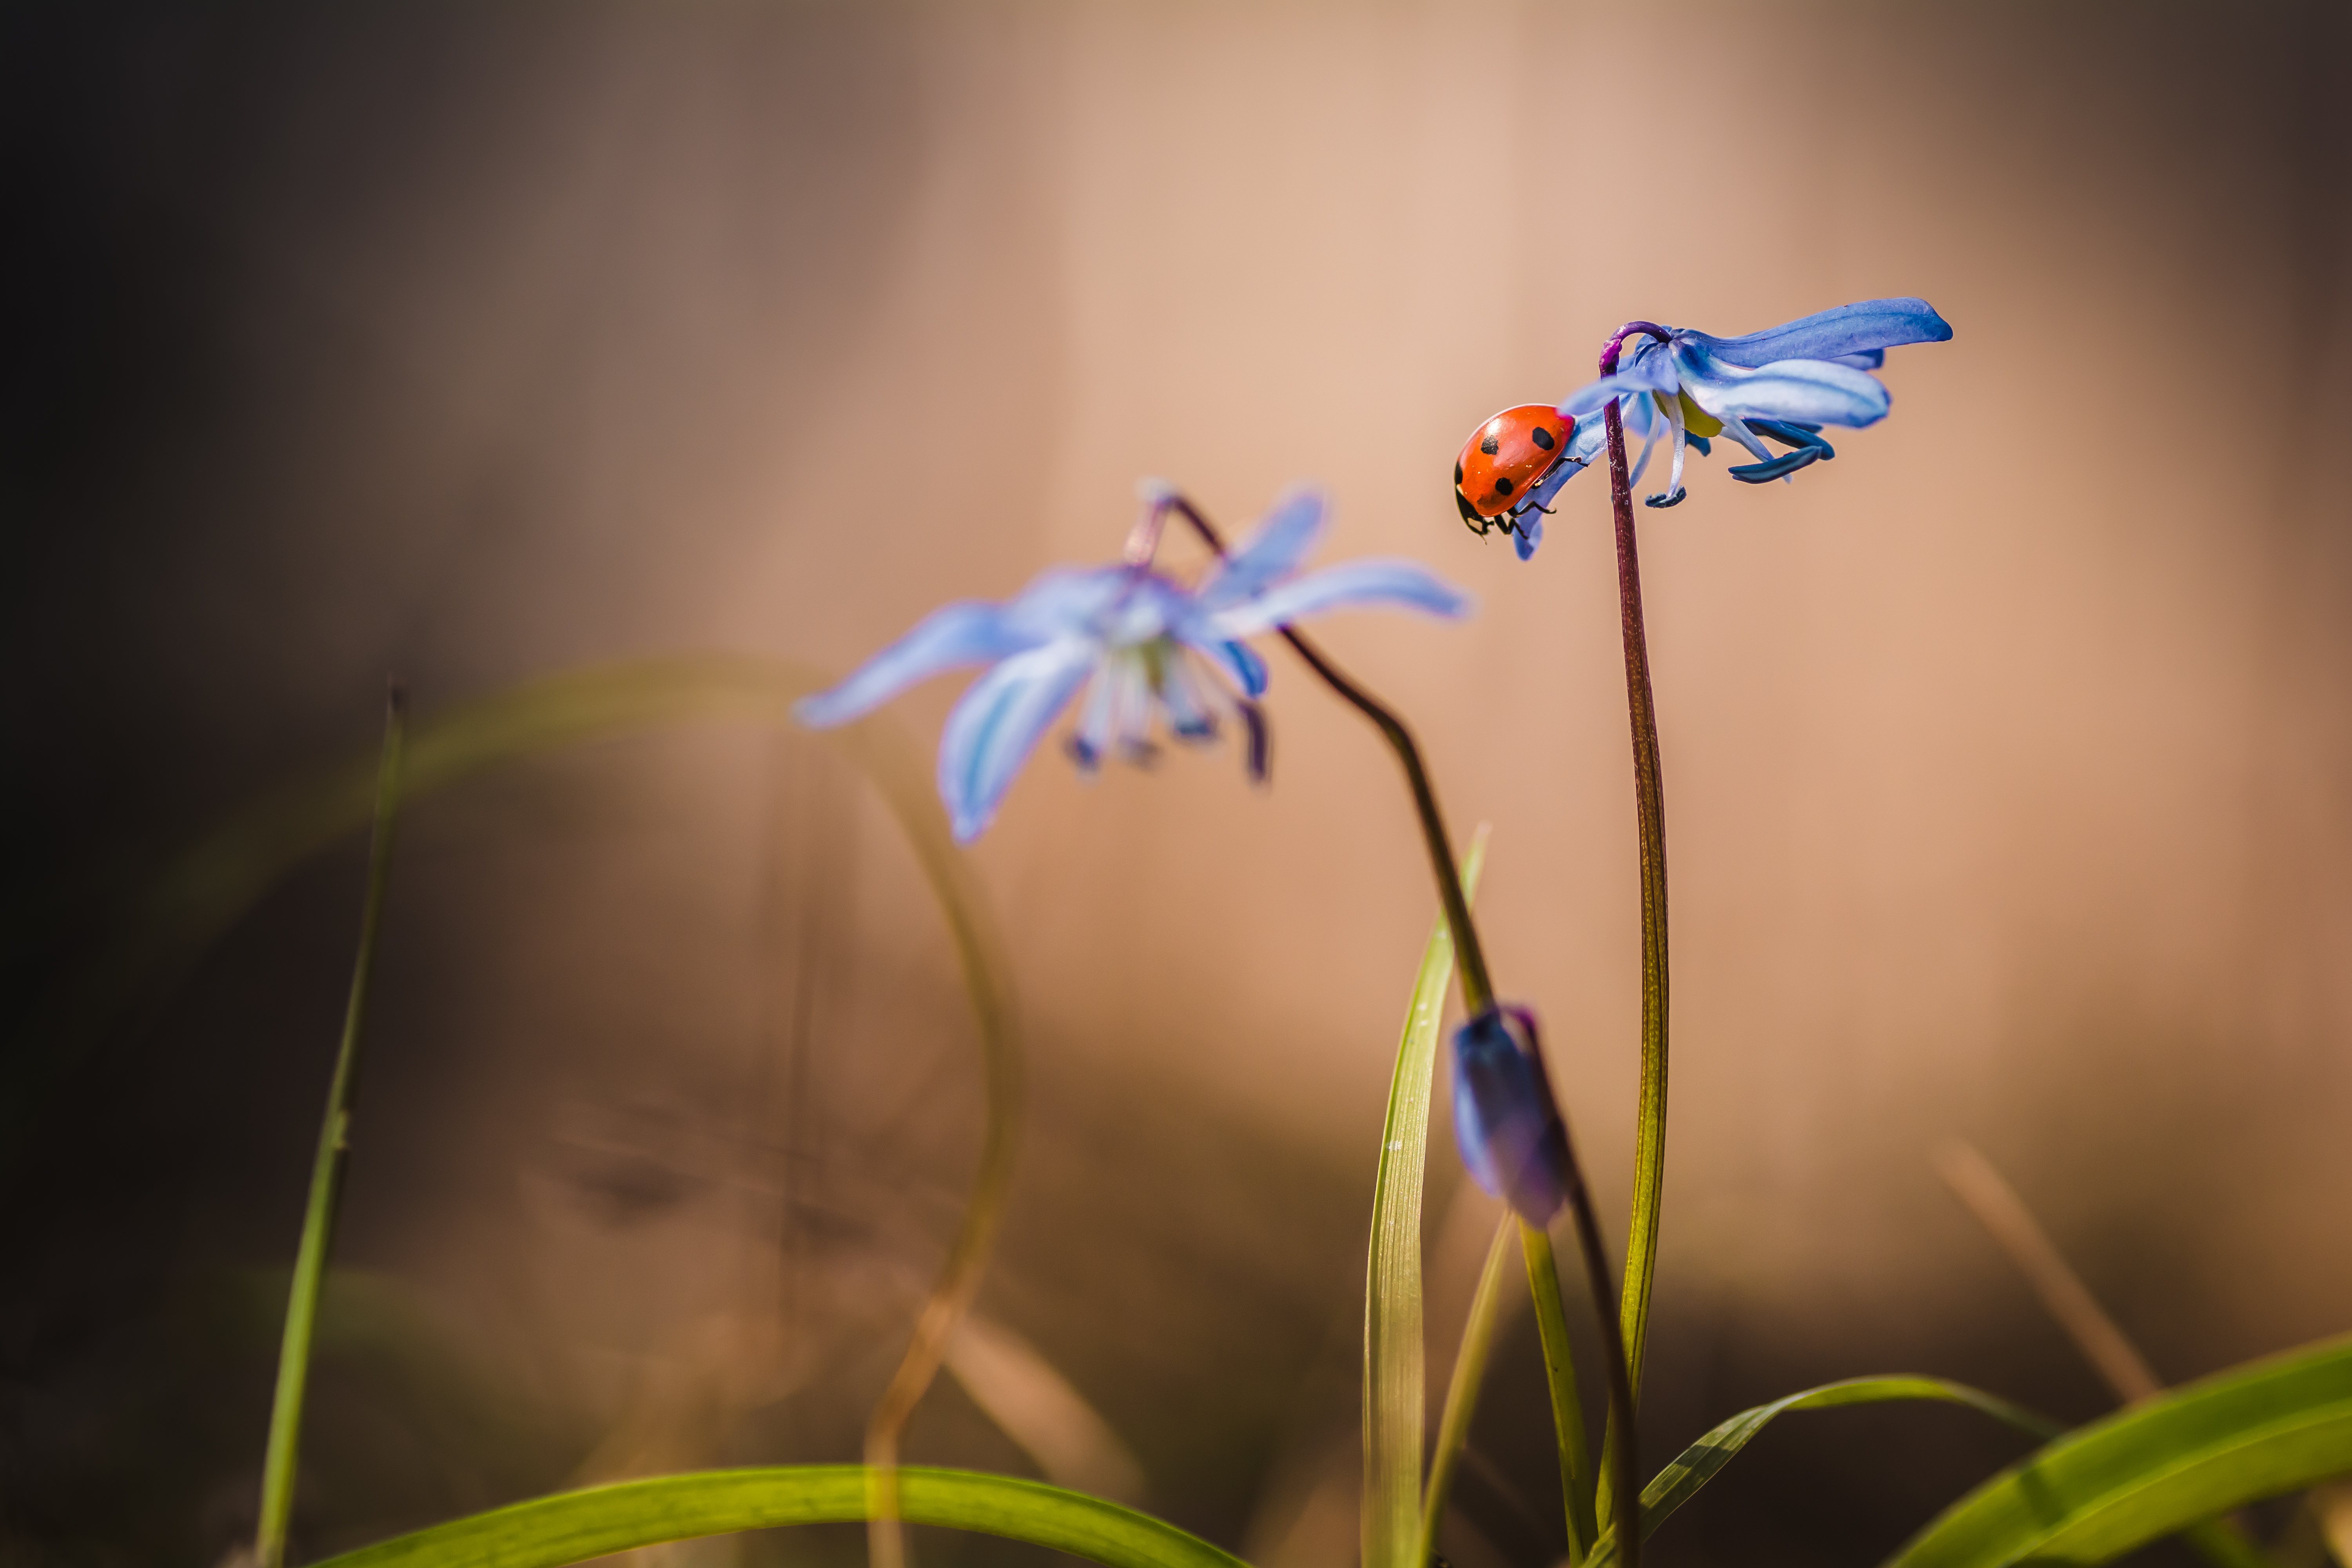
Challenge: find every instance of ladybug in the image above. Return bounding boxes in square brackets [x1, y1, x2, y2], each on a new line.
[1454, 404, 1573, 541]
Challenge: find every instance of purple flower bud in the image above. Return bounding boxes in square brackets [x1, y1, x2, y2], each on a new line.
[1451, 1005, 1576, 1225]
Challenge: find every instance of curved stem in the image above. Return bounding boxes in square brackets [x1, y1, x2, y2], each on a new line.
[1593, 329, 1671, 1537]
[853, 729, 1024, 1568]
[1162, 497, 1494, 1014]
[256, 685, 407, 1568]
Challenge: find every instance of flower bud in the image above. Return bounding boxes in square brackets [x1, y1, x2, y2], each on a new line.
[1451, 1005, 1575, 1225]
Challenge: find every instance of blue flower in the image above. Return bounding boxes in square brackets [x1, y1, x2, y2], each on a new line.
[1452, 1005, 1576, 1224]
[1555, 296, 1952, 514]
[796, 487, 1472, 842]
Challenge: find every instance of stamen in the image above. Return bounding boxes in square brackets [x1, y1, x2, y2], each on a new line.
[1729, 419, 1836, 483]
[1239, 700, 1270, 784]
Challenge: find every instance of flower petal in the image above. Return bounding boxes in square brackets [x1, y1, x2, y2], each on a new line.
[936, 639, 1100, 841]
[1196, 488, 1327, 611]
[1197, 637, 1269, 698]
[1682, 296, 1952, 367]
[797, 601, 1036, 729]
[1514, 511, 1544, 561]
[1451, 1007, 1572, 1225]
[1560, 364, 1673, 418]
[1676, 339, 1892, 428]
[1205, 559, 1471, 637]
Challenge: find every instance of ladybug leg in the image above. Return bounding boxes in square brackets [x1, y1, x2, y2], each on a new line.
[1455, 489, 1491, 537]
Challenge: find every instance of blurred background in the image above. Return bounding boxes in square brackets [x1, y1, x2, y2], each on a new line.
[5, 2, 2350, 1565]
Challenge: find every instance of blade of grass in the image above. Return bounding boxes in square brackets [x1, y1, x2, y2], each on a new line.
[1579, 1375, 2056, 1568]
[305, 1466, 1245, 1568]
[1886, 1334, 2352, 1568]
[1522, 1222, 1600, 1560]
[103, 657, 1017, 1568]
[1935, 1141, 2161, 1402]
[1364, 826, 1489, 1568]
[255, 686, 408, 1568]
[1417, 1213, 1518, 1568]
[1936, 1138, 2282, 1568]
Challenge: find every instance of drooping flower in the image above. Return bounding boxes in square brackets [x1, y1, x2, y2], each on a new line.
[796, 487, 1471, 842]
[1558, 296, 1953, 512]
[1452, 1005, 1576, 1224]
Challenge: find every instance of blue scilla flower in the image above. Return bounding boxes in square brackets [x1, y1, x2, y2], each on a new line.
[1453, 1005, 1577, 1224]
[1559, 296, 1952, 512]
[797, 487, 1471, 842]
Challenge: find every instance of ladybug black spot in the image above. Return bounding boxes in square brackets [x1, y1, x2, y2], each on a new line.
[1479, 435, 1500, 456]
[1454, 461, 1464, 486]
[1530, 425, 1556, 451]
[1493, 475, 1514, 496]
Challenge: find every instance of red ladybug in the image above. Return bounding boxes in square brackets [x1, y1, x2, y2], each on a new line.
[1454, 404, 1572, 540]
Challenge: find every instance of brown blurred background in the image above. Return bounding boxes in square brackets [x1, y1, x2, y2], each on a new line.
[5, 3, 2350, 1566]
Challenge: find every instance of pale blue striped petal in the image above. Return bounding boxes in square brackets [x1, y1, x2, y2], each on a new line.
[1196, 488, 1327, 611]
[797, 601, 1033, 729]
[936, 639, 1100, 841]
[1206, 559, 1470, 637]
[1683, 297, 1951, 367]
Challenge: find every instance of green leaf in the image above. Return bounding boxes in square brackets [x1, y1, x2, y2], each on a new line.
[305, 1466, 1245, 1568]
[1419, 1213, 1519, 1568]
[1886, 1334, 2352, 1568]
[1363, 826, 1487, 1568]
[1583, 1376, 2059, 1568]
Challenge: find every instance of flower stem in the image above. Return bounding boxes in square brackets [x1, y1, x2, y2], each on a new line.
[1163, 493, 1639, 1568]
[255, 683, 407, 1568]
[1161, 497, 1494, 1014]
[1592, 327, 1672, 1538]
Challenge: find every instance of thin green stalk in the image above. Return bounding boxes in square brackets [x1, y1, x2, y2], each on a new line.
[255, 685, 407, 1568]
[1594, 327, 1673, 1538]
[1419, 1215, 1519, 1568]
[1520, 1223, 1599, 1561]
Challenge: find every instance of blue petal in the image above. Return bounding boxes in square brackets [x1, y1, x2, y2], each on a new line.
[1451, 1007, 1572, 1225]
[1682, 297, 1952, 367]
[1560, 366, 1672, 418]
[797, 601, 1035, 729]
[1196, 488, 1326, 611]
[1675, 339, 1891, 428]
[1564, 412, 1608, 465]
[1203, 559, 1471, 636]
[936, 639, 1100, 841]
[1200, 638, 1269, 698]
[1514, 510, 1543, 561]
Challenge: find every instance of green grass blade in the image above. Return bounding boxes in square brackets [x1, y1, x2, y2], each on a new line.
[1582, 1376, 2059, 1568]
[1523, 1221, 1599, 1560]
[255, 690, 407, 1568]
[1363, 826, 1488, 1568]
[305, 1466, 1245, 1568]
[1417, 1213, 1520, 1568]
[90, 657, 1020, 1566]
[1885, 1334, 2352, 1568]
